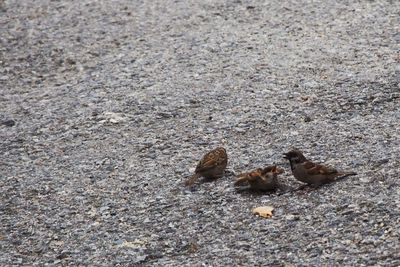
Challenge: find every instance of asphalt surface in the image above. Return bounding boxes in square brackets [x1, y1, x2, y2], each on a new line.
[1, 0, 399, 266]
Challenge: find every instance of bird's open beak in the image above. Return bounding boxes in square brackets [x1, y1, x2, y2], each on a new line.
[283, 153, 289, 159]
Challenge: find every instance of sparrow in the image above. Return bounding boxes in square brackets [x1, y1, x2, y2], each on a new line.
[185, 147, 228, 187]
[234, 166, 285, 191]
[283, 149, 357, 186]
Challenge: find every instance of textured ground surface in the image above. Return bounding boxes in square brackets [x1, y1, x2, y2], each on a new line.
[1, 0, 399, 266]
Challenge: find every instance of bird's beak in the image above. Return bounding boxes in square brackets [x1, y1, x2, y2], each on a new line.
[283, 153, 289, 159]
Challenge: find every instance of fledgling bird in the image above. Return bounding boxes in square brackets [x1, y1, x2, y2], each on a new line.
[283, 149, 356, 187]
[185, 147, 228, 187]
[234, 165, 285, 191]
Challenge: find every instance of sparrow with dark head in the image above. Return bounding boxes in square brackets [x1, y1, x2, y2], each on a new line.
[234, 165, 285, 191]
[185, 147, 228, 187]
[283, 149, 356, 187]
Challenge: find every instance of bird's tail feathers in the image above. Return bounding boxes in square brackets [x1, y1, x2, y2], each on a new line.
[334, 171, 357, 182]
[185, 173, 201, 187]
[338, 171, 357, 177]
[234, 175, 248, 186]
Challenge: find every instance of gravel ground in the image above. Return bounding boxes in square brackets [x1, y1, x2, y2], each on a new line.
[1, 0, 399, 266]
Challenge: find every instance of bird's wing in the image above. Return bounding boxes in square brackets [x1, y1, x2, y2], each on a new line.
[195, 149, 226, 173]
[303, 161, 338, 175]
[235, 169, 263, 185]
[262, 166, 276, 174]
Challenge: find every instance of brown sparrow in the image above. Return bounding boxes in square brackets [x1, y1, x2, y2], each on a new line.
[185, 147, 228, 187]
[283, 149, 356, 186]
[234, 166, 285, 191]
